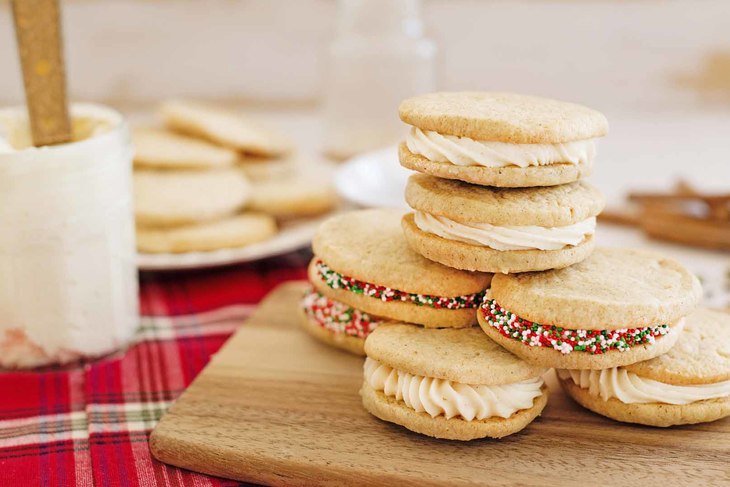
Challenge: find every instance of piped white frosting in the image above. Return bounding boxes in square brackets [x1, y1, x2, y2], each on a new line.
[558, 369, 730, 405]
[406, 127, 596, 168]
[414, 211, 596, 251]
[364, 358, 543, 420]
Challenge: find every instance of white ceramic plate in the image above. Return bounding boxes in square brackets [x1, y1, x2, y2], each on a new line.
[137, 214, 331, 271]
[334, 146, 411, 209]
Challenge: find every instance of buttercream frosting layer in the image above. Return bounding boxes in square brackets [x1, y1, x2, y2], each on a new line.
[414, 212, 595, 251]
[406, 127, 596, 168]
[559, 368, 730, 405]
[364, 358, 543, 420]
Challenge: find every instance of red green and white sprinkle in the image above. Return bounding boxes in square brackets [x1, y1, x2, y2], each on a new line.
[301, 288, 382, 338]
[480, 297, 669, 355]
[315, 260, 485, 309]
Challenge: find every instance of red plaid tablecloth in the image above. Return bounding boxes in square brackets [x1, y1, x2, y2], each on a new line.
[0, 249, 311, 487]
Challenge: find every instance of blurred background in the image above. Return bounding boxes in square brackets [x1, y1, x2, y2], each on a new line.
[0, 0, 730, 199]
[0, 0, 728, 262]
[2, 0, 729, 111]
[1, 0, 729, 207]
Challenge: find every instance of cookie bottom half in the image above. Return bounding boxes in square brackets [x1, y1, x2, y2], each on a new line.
[297, 306, 367, 356]
[399, 143, 591, 188]
[478, 312, 682, 370]
[560, 377, 730, 427]
[360, 383, 548, 441]
[402, 214, 595, 274]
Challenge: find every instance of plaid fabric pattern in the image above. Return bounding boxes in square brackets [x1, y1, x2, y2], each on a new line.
[0, 249, 310, 487]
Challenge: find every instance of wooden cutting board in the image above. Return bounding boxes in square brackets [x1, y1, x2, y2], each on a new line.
[150, 282, 730, 486]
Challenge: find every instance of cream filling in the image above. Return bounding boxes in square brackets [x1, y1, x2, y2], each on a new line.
[406, 127, 596, 168]
[414, 212, 595, 251]
[364, 358, 543, 420]
[558, 369, 730, 406]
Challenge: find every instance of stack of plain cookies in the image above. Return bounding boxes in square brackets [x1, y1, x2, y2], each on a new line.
[134, 100, 337, 254]
[300, 92, 729, 441]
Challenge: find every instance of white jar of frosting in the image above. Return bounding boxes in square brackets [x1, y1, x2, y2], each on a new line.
[0, 103, 138, 368]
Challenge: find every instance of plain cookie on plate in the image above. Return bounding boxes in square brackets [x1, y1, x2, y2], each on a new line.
[559, 308, 730, 427]
[249, 177, 338, 219]
[132, 128, 238, 169]
[309, 209, 492, 329]
[402, 174, 604, 273]
[134, 168, 250, 228]
[478, 248, 702, 370]
[137, 213, 276, 253]
[361, 324, 548, 440]
[398, 92, 608, 187]
[161, 100, 292, 157]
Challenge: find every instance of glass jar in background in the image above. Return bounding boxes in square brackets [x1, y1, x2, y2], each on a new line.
[322, 0, 436, 160]
[0, 103, 139, 368]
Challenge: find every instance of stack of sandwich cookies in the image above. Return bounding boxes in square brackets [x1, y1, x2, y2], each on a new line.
[301, 209, 492, 355]
[398, 92, 608, 188]
[559, 308, 730, 426]
[361, 324, 548, 440]
[402, 174, 604, 273]
[478, 248, 702, 369]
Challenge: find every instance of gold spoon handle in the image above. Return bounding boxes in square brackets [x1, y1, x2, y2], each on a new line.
[12, 0, 71, 147]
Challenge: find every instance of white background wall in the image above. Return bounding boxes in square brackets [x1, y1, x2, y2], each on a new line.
[0, 0, 729, 116]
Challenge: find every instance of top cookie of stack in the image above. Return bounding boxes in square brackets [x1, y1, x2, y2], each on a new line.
[399, 91, 608, 188]
[398, 92, 608, 273]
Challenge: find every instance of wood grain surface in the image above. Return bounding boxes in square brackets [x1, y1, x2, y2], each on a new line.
[150, 282, 730, 487]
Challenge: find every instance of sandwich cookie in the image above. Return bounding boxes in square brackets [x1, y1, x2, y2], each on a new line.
[299, 289, 389, 356]
[559, 308, 730, 427]
[309, 209, 492, 329]
[361, 324, 548, 440]
[478, 248, 702, 369]
[399, 92, 608, 187]
[402, 174, 604, 273]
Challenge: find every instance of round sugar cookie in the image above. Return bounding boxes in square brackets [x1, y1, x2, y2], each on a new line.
[136, 213, 276, 253]
[559, 379, 730, 428]
[406, 174, 604, 227]
[398, 92, 608, 144]
[559, 308, 730, 426]
[361, 383, 548, 441]
[361, 324, 548, 440]
[238, 157, 294, 182]
[403, 215, 596, 274]
[490, 248, 702, 329]
[160, 100, 291, 157]
[624, 308, 730, 385]
[249, 178, 338, 219]
[310, 210, 492, 328]
[134, 168, 250, 228]
[478, 248, 702, 369]
[402, 174, 603, 273]
[364, 325, 546, 385]
[132, 128, 238, 169]
[398, 92, 607, 187]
